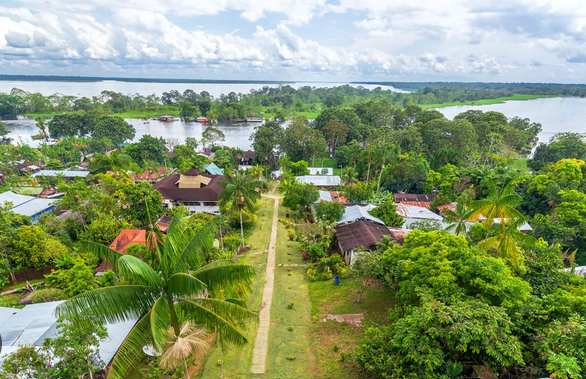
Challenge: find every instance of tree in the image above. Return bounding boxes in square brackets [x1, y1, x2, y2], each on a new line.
[125, 134, 167, 162]
[282, 181, 319, 211]
[529, 132, 586, 171]
[9, 225, 69, 269]
[315, 202, 345, 223]
[93, 115, 136, 145]
[356, 295, 523, 378]
[90, 150, 134, 175]
[368, 201, 404, 227]
[322, 119, 348, 157]
[56, 215, 256, 379]
[202, 126, 225, 148]
[185, 137, 198, 151]
[280, 117, 327, 163]
[468, 178, 528, 263]
[341, 167, 359, 185]
[34, 116, 49, 141]
[79, 211, 132, 245]
[0, 121, 11, 145]
[218, 171, 261, 252]
[289, 160, 310, 176]
[48, 111, 99, 138]
[324, 93, 343, 108]
[250, 121, 282, 167]
[118, 181, 163, 223]
[43, 316, 109, 379]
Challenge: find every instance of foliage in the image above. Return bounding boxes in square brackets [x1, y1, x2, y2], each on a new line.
[355, 295, 523, 378]
[45, 261, 99, 297]
[0, 345, 51, 379]
[409, 219, 443, 231]
[341, 181, 373, 203]
[79, 211, 132, 245]
[368, 201, 404, 227]
[315, 201, 345, 223]
[9, 225, 69, 269]
[30, 288, 67, 303]
[282, 181, 319, 211]
[93, 115, 136, 145]
[125, 134, 167, 162]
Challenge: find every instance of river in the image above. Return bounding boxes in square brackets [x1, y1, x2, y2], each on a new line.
[436, 97, 586, 144]
[3, 81, 586, 150]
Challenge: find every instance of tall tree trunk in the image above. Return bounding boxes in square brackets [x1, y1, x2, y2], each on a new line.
[183, 359, 190, 379]
[237, 208, 244, 261]
[377, 164, 385, 193]
[219, 224, 224, 252]
[167, 293, 181, 336]
[366, 161, 371, 184]
[220, 337, 224, 379]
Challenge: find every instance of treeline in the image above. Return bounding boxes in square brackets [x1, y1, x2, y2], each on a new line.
[2, 81, 582, 122]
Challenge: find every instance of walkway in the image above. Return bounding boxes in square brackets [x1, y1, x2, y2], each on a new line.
[251, 194, 280, 374]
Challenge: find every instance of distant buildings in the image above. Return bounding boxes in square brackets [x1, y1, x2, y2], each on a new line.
[131, 167, 173, 185]
[30, 169, 91, 180]
[393, 193, 437, 209]
[296, 175, 341, 189]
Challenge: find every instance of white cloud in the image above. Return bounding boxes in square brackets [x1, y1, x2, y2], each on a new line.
[1, 0, 586, 81]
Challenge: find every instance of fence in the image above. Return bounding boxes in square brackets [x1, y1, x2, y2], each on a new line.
[11, 266, 56, 282]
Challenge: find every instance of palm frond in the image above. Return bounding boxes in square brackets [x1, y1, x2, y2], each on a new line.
[167, 273, 207, 298]
[80, 240, 123, 269]
[150, 296, 172, 351]
[193, 263, 256, 292]
[56, 285, 155, 323]
[176, 298, 254, 346]
[118, 255, 163, 287]
[159, 321, 210, 369]
[174, 217, 220, 273]
[107, 311, 153, 379]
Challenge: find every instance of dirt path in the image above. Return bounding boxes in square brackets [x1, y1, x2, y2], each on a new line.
[250, 195, 280, 374]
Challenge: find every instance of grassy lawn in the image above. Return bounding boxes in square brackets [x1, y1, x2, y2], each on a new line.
[308, 278, 393, 379]
[506, 157, 531, 172]
[198, 197, 274, 378]
[420, 94, 567, 109]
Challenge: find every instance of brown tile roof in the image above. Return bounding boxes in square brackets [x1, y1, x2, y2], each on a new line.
[243, 151, 255, 159]
[335, 221, 407, 252]
[157, 216, 173, 233]
[153, 171, 225, 202]
[131, 167, 170, 181]
[164, 151, 176, 158]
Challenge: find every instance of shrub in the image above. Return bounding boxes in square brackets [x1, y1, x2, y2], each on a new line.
[305, 242, 326, 262]
[30, 288, 66, 303]
[287, 302, 295, 309]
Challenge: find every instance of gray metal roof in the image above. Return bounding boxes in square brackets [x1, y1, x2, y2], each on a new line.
[31, 170, 90, 178]
[338, 204, 385, 225]
[308, 167, 333, 175]
[0, 301, 138, 367]
[296, 175, 341, 187]
[0, 191, 56, 217]
[318, 190, 332, 202]
[395, 203, 444, 221]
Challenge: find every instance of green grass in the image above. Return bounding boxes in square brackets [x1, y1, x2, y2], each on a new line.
[420, 94, 568, 109]
[311, 158, 337, 168]
[13, 186, 43, 195]
[1, 278, 45, 292]
[117, 109, 181, 119]
[506, 157, 531, 172]
[198, 197, 274, 379]
[308, 277, 393, 379]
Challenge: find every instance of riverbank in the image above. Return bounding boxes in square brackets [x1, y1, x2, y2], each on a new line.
[422, 94, 569, 109]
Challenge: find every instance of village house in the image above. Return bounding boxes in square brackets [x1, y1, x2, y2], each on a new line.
[153, 169, 225, 214]
[393, 193, 437, 209]
[0, 191, 57, 223]
[296, 175, 341, 189]
[131, 167, 173, 185]
[335, 221, 410, 264]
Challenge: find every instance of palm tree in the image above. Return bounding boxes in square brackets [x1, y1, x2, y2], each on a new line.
[90, 150, 133, 176]
[467, 178, 533, 263]
[159, 321, 209, 379]
[467, 178, 524, 235]
[477, 217, 536, 265]
[56, 216, 256, 379]
[341, 167, 359, 185]
[217, 171, 261, 255]
[443, 201, 474, 239]
[360, 144, 377, 184]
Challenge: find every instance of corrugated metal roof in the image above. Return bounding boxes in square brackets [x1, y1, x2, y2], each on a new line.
[296, 175, 341, 187]
[0, 191, 56, 217]
[394, 203, 444, 221]
[394, 193, 437, 202]
[31, 170, 90, 178]
[338, 204, 384, 225]
[308, 167, 333, 175]
[0, 301, 138, 367]
[204, 162, 225, 176]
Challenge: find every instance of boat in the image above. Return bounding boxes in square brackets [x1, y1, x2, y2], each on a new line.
[157, 115, 177, 122]
[194, 117, 210, 123]
[246, 117, 263, 122]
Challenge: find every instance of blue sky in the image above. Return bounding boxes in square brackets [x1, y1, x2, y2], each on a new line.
[1, 0, 586, 82]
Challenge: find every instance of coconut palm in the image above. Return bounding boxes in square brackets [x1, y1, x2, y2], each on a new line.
[467, 178, 524, 236]
[90, 150, 134, 176]
[443, 201, 474, 239]
[56, 215, 256, 379]
[477, 217, 536, 264]
[341, 167, 359, 185]
[217, 171, 261, 255]
[159, 321, 209, 379]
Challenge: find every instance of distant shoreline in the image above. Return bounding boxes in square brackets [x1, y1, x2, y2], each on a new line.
[0, 74, 293, 84]
[421, 94, 571, 109]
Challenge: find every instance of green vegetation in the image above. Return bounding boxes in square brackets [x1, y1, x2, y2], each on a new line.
[420, 94, 566, 109]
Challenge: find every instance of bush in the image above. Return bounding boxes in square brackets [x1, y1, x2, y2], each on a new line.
[305, 242, 326, 262]
[30, 288, 66, 303]
[45, 261, 99, 298]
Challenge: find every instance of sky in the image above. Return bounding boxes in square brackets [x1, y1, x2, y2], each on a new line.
[1, 0, 586, 82]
